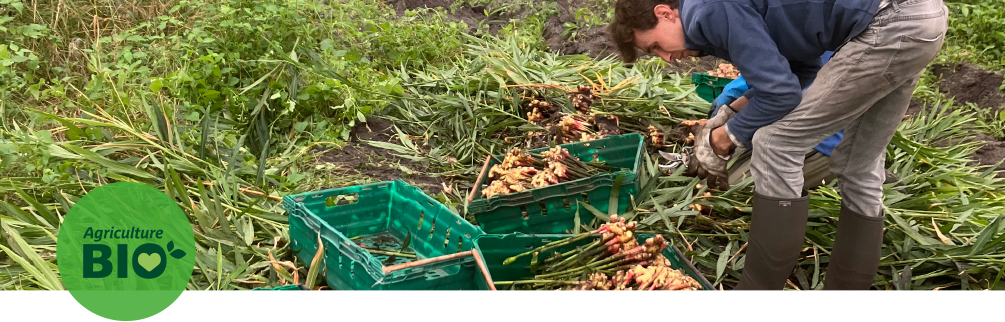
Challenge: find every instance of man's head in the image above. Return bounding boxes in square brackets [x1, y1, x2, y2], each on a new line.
[609, 0, 699, 63]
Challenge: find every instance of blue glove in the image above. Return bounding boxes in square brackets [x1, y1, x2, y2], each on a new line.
[709, 75, 750, 119]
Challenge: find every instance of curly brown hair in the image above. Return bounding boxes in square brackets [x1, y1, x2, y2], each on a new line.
[608, 0, 680, 63]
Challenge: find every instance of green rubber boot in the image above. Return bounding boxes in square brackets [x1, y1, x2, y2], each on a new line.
[734, 190, 810, 290]
[823, 204, 885, 290]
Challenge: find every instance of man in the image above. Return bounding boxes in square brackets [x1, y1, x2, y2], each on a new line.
[711, 52, 841, 189]
[609, 0, 947, 290]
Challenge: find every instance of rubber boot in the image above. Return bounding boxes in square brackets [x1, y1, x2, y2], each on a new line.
[734, 190, 810, 290]
[823, 204, 885, 290]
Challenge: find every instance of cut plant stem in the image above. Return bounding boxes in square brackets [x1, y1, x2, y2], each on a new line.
[503, 232, 597, 265]
[494, 280, 583, 286]
[536, 252, 646, 280]
[363, 248, 417, 258]
[548, 240, 602, 270]
[542, 242, 598, 265]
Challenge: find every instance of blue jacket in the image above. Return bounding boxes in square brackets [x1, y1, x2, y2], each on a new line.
[711, 52, 843, 156]
[681, 0, 881, 148]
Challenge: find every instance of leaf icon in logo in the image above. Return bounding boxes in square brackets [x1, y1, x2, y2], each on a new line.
[170, 249, 186, 259]
[168, 241, 175, 252]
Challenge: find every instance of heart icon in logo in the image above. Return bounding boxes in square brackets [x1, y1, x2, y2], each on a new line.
[137, 253, 161, 272]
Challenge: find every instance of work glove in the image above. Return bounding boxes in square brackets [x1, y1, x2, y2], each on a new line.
[685, 104, 737, 190]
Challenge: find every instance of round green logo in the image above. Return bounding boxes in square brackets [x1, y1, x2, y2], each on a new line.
[57, 182, 195, 321]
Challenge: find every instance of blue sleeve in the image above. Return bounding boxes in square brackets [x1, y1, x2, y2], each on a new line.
[686, 3, 809, 148]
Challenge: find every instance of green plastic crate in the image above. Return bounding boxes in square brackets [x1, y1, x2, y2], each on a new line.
[466, 133, 646, 235]
[253, 284, 308, 290]
[473, 233, 714, 290]
[691, 73, 735, 104]
[284, 180, 485, 290]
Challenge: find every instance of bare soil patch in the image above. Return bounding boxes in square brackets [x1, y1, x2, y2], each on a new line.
[932, 63, 1005, 111]
[929, 63, 1005, 177]
[312, 117, 445, 195]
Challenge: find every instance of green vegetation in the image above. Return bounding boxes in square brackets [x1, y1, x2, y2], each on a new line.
[941, 0, 1005, 68]
[2, 0, 1004, 291]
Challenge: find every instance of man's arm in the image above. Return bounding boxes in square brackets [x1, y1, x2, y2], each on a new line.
[685, 2, 805, 149]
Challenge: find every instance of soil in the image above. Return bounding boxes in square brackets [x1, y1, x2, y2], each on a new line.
[929, 63, 1005, 178]
[932, 63, 1005, 111]
[384, 0, 509, 35]
[970, 134, 1005, 177]
[312, 117, 445, 195]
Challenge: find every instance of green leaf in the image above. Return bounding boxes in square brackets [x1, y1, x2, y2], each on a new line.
[185, 111, 201, 122]
[12, 184, 58, 228]
[889, 212, 939, 246]
[970, 214, 1004, 256]
[363, 140, 415, 155]
[61, 144, 158, 180]
[392, 125, 416, 151]
[579, 202, 609, 222]
[812, 247, 821, 289]
[400, 231, 411, 253]
[305, 233, 325, 290]
[993, 266, 1004, 290]
[320, 39, 335, 52]
[287, 173, 306, 184]
[573, 206, 581, 234]
[716, 242, 732, 280]
[0, 222, 63, 290]
[216, 242, 224, 290]
[150, 78, 164, 91]
[608, 174, 623, 217]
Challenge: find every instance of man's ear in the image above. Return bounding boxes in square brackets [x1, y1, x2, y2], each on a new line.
[653, 4, 677, 21]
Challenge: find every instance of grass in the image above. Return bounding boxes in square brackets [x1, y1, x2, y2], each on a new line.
[2, 0, 1004, 291]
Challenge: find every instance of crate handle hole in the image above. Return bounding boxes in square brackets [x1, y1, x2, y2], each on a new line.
[443, 228, 451, 248]
[523, 245, 533, 250]
[325, 193, 359, 207]
[429, 216, 437, 239]
[541, 239, 552, 243]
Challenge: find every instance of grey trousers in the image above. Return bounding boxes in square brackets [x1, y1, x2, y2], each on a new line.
[729, 149, 836, 190]
[749, 0, 948, 217]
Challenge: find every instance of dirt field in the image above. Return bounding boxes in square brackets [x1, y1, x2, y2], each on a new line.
[313, 117, 446, 195]
[932, 63, 1005, 177]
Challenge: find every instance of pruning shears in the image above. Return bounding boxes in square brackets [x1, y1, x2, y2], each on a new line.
[658, 148, 692, 172]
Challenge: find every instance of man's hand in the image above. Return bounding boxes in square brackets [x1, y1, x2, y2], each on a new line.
[687, 123, 731, 190]
[684, 103, 736, 190]
[710, 127, 735, 155]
